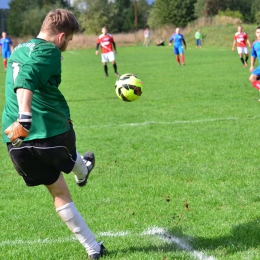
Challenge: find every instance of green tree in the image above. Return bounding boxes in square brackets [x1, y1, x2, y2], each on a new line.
[194, 0, 207, 17]
[218, 8, 243, 20]
[110, 0, 150, 32]
[136, 0, 151, 29]
[75, 0, 150, 34]
[8, 0, 70, 37]
[251, 0, 260, 22]
[195, 0, 253, 22]
[76, 0, 117, 34]
[148, 0, 196, 28]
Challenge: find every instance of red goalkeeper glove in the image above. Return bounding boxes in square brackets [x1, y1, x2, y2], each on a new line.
[4, 112, 32, 147]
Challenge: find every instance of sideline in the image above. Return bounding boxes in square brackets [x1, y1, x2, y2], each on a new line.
[75, 116, 260, 129]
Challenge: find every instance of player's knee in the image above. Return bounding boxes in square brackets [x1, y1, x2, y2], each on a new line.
[249, 75, 257, 83]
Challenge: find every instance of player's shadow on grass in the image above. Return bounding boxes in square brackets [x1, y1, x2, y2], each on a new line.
[191, 218, 260, 253]
[111, 219, 260, 257]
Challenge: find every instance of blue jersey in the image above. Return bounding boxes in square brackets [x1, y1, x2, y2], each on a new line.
[0, 37, 12, 52]
[169, 33, 185, 47]
[251, 40, 260, 77]
[251, 40, 260, 61]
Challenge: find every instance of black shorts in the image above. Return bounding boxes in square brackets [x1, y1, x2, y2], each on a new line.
[7, 124, 77, 186]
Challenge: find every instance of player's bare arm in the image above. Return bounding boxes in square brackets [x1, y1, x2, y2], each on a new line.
[232, 40, 236, 51]
[112, 42, 117, 54]
[182, 39, 187, 49]
[247, 39, 252, 48]
[17, 88, 33, 112]
[95, 43, 100, 55]
[250, 56, 256, 73]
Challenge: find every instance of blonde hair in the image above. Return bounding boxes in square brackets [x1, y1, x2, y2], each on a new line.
[40, 9, 79, 36]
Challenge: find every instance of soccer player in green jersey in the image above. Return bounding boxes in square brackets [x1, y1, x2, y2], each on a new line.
[2, 9, 105, 259]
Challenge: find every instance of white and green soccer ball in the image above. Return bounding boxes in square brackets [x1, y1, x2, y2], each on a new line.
[115, 73, 143, 102]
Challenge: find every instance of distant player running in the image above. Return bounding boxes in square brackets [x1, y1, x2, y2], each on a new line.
[169, 28, 186, 66]
[232, 26, 251, 67]
[96, 27, 119, 77]
[0, 31, 13, 70]
[249, 26, 260, 92]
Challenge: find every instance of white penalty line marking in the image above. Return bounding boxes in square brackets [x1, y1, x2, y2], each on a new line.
[0, 226, 216, 260]
[75, 116, 260, 129]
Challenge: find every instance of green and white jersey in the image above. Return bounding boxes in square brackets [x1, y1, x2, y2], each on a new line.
[2, 38, 71, 142]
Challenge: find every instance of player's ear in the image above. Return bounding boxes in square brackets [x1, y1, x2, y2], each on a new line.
[57, 33, 65, 43]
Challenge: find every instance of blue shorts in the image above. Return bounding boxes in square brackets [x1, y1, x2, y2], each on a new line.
[2, 50, 11, 59]
[173, 46, 184, 55]
[252, 67, 260, 78]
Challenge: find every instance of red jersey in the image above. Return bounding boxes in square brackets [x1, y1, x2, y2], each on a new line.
[97, 33, 114, 53]
[234, 32, 248, 47]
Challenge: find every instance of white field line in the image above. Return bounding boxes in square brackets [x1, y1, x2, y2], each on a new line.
[0, 227, 217, 260]
[67, 51, 79, 55]
[143, 227, 217, 260]
[74, 116, 260, 129]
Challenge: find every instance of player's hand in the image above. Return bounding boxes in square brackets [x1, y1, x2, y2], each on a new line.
[4, 112, 32, 147]
[95, 50, 98, 55]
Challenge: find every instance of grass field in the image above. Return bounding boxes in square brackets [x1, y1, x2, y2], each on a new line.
[1, 44, 260, 260]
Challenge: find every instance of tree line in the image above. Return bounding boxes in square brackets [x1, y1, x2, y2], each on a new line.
[2, 0, 260, 37]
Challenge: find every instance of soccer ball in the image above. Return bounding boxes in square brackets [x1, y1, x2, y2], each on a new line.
[115, 73, 143, 102]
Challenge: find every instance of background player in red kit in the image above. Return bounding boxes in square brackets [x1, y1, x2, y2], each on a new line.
[95, 27, 119, 77]
[232, 26, 251, 67]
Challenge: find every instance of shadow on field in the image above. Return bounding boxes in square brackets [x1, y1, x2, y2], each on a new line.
[190, 218, 260, 253]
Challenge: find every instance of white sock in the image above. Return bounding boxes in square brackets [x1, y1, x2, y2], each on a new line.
[72, 151, 88, 180]
[56, 202, 100, 255]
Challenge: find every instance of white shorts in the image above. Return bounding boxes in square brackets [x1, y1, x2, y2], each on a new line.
[101, 52, 115, 62]
[237, 47, 248, 54]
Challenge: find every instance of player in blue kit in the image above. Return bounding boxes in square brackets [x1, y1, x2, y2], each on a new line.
[169, 28, 186, 66]
[0, 31, 13, 70]
[249, 26, 260, 92]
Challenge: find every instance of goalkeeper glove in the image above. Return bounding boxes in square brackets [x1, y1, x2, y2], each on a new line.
[4, 112, 32, 147]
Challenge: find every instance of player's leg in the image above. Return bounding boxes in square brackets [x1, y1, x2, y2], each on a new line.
[101, 54, 108, 76]
[72, 151, 95, 187]
[2, 51, 7, 70]
[45, 174, 105, 259]
[249, 67, 260, 90]
[237, 47, 245, 65]
[109, 52, 119, 76]
[244, 47, 249, 66]
[103, 62, 108, 77]
[7, 135, 105, 259]
[179, 46, 185, 65]
[174, 47, 180, 65]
